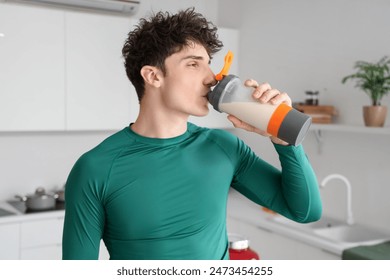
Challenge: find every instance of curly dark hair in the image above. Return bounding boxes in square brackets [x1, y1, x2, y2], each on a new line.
[122, 7, 223, 101]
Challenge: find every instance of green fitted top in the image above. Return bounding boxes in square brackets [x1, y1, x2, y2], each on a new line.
[62, 123, 321, 260]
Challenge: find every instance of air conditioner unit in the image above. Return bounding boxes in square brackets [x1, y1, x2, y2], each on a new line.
[4, 0, 140, 15]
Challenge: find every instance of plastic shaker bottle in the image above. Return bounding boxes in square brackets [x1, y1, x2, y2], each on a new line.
[208, 74, 312, 146]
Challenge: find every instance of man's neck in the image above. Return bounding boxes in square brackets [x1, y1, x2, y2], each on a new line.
[131, 103, 188, 139]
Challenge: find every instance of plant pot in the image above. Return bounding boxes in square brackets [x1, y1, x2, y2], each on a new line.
[363, 105, 387, 127]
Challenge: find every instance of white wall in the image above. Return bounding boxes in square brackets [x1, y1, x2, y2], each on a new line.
[234, 0, 390, 125]
[220, 0, 390, 233]
[0, 131, 113, 198]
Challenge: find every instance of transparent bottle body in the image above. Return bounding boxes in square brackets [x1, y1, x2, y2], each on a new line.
[214, 75, 282, 132]
[208, 75, 312, 146]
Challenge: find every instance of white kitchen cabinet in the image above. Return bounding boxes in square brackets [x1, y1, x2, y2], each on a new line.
[65, 12, 138, 130]
[0, 222, 20, 259]
[227, 216, 339, 260]
[20, 216, 64, 260]
[189, 28, 240, 129]
[0, 3, 66, 131]
[99, 240, 110, 260]
[21, 245, 62, 260]
[0, 211, 111, 260]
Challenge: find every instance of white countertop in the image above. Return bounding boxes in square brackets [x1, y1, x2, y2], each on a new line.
[0, 201, 64, 224]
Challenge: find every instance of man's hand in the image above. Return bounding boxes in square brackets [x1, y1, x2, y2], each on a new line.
[227, 79, 292, 146]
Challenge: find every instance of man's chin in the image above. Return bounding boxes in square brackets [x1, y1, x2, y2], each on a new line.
[191, 107, 209, 117]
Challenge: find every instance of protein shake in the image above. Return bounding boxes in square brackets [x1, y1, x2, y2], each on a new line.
[208, 75, 312, 146]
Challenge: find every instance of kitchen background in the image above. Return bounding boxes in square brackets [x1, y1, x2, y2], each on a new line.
[0, 0, 390, 259]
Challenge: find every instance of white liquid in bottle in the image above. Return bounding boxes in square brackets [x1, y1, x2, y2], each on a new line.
[219, 102, 276, 132]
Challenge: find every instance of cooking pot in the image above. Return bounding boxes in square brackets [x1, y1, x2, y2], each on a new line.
[55, 188, 65, 202]
[15, 187, 56, 211]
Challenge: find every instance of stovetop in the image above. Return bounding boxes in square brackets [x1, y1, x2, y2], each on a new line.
[0, 207, 16, 217]
[7, 200, 65, 214]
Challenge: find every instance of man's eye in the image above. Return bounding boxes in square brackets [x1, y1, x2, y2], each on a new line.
[189, 62, 198, 67]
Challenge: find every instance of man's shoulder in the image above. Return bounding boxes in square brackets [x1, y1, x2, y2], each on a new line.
[188, 122, 239, 145]
[75, 128, 130, 170]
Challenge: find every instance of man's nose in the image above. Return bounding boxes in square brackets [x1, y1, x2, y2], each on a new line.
[205, 68, 218, 87]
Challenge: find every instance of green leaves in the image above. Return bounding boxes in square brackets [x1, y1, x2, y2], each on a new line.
[342, 56, 390, 106]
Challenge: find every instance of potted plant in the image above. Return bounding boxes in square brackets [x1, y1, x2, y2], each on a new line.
[342, 56, 390, 127]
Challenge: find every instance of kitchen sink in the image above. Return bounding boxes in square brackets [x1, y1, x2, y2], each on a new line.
[314, 224, 390, 244]
[271, 215, 390, 246]
[272, 215, 344, 230]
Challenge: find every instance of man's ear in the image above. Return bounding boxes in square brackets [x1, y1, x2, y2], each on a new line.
[140, 65, 163, 88]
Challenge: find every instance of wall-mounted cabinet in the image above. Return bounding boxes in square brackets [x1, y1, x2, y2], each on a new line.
[0, 3, 240, 131]
[0, 3, 138, 132]
[0, 4, 66, 131]
[65, 12, 138, 130]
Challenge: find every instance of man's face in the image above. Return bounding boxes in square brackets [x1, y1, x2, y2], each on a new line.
[159, 42, 216, 118]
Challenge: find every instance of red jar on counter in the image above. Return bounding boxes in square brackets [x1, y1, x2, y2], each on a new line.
[228, 233, 260, 260]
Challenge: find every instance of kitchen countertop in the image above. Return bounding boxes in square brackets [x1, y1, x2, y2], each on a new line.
[0, 201, 64, 224]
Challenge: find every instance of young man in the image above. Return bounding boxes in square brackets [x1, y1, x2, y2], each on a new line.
[62, 8, 322, 260]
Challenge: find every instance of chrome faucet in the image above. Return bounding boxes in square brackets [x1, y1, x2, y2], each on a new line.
[320, 174, 354, 225]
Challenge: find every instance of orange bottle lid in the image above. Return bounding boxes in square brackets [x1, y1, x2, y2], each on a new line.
[215, 50, 234, 81]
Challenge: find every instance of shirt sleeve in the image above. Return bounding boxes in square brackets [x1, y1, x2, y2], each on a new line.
[62, 153, 106, 260]
[231, 139, 322, 223]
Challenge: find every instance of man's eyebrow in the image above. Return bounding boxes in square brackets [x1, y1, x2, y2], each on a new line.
[181, 55, 211, 64]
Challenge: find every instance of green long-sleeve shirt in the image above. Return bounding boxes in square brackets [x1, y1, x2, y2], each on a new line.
[62, 122, 321, 260]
